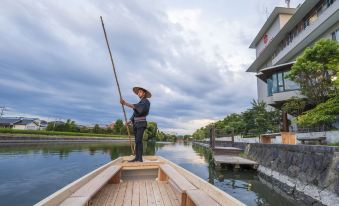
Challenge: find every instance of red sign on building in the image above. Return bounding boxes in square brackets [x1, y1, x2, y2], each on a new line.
[263, 34, 268, 44]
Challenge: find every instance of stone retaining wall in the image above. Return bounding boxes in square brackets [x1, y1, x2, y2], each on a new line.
[246, 143, 339, 205]
[199, 140, 247, 150]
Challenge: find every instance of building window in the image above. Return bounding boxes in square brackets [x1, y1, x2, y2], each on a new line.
[303, 18, 310, 29]
[283, 71, 300, 90]
[327, 0, 335, 7]
[272, 73, 278, 93]
[267, 78, 273, 96]
[267, 70, 300, 96]
[278, 72, 284, 92]
[332, 29, 339, 41]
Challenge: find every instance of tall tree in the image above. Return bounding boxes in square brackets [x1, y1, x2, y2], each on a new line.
[113, 119, 123, 134]
[144, 122, 158, 140]
[93, 124, 100, 133]
[282, 97, 307, 117]
[287, 39, 339, 105]
[296, 96, 339, 128]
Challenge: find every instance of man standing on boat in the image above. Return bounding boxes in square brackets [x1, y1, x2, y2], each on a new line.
[120, 87, 151, 162]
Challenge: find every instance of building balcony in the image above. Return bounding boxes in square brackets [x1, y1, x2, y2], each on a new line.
[265, 90, 303, 106]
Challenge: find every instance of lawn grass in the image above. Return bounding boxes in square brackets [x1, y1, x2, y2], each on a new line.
[329, 142, 339, 146]
[0, 128, 128, 138]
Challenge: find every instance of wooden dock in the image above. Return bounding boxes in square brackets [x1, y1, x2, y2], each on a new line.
[214, 155, 258, 170]
[193, 142, 244, 155]
[193, 141, 258, 170]
[213, 146, 243, 155]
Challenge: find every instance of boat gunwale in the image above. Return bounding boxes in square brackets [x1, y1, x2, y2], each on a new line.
[34, 157, 124, 206]
[35, 155, 245, 206]
[158, 156, 245, 206]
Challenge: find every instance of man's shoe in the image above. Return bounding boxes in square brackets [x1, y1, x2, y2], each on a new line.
[128, 159, 137, 162]
[138, 159, 143, 162]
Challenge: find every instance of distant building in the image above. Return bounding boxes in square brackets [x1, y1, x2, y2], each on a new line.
[247, 0, 338, 130]
[0, 117, 45, 130]
[106, 122, 115, 129]
[39, 120, 48, 130]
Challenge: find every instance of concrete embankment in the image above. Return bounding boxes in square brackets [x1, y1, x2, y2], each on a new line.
[0, 134, 130, 143]
[246, 143, 339, 206]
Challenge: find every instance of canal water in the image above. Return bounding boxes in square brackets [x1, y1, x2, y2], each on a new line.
[0, 142, 297, 206]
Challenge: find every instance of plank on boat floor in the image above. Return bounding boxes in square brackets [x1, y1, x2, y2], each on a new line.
[91, 179, 180, 206]
[139, 180, 147, 206]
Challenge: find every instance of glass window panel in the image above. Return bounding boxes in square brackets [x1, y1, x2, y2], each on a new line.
[267, 78, 273, 96]
[284, 71, 300, 90]
[309, 15, 317, 24]
[327, 0, 334, 7]
[332, 32, 337, 40]
[304, 19, 309, 28]
[284, 79, 300, 90]
[279, 86, 284, 92]
[278, 72, 284, 87]
[272, 74, 278, 93]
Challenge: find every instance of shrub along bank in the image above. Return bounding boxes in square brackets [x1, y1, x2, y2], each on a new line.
[0, 128, 128, 138]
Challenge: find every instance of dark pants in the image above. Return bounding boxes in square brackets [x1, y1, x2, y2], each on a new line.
[133, 126, 146, 161]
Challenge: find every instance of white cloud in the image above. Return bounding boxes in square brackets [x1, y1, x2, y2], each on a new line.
[1, 0, 300, 134]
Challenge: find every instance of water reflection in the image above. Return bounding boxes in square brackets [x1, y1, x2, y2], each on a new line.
[0, 141, 162, 159]
[0, 142, 298, 206]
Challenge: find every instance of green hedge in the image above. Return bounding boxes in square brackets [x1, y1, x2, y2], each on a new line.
[329, 142, 339, 147]
[0, 128, 128, 138]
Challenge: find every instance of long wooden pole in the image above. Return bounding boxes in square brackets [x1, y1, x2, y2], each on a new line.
[100, 16, 135, 155]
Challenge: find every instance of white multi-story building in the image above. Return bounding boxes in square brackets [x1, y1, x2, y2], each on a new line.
[247, 0, 338, 108]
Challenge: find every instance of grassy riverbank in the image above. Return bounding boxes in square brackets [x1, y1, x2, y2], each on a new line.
[0, 128, 128, 139]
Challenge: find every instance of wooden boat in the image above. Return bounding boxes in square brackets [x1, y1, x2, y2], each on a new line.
[35, 156, 245, 206]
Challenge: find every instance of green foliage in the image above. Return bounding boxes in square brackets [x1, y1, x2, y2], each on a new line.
[45, 118, 130, 135]
[329, 142, 339, 147]
[143, 131, 149, 141]
[243, 100, 281, 135]
[47, 119, 78, 132]
[93, 124, 100, 133]
[154, 129, 177, 142]
[333, 71, 339, 91]
[282, 97, 307, 117]
[113, 119, 124, 134]
[0, 128, 127, 138]
[295, 96, 339, 127]
[192, 127, 208, 140]
[287, 39, 339, 104]
[282, 39, 339, 129]
[192, 100, 281, 139]
[144, 122, 158, 141]
[155, 130, 165, 141]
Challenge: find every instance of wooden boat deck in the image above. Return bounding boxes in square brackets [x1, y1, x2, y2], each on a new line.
[91, 179, 180, 206]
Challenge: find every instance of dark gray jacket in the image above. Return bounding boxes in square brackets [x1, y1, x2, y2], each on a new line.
[130, 98, 150, 128]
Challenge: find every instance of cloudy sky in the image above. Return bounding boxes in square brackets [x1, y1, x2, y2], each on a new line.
[0, 0, 304, 134]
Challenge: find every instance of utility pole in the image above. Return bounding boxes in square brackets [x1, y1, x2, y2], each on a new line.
[210, 124, 216, 149]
